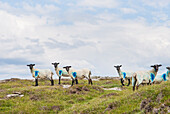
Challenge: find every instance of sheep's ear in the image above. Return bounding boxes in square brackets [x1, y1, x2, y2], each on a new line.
[150, 65, 154, 67]
[57, 63, 60, 64]
[69, 66, 72, 68]
[27, 65, 30, 66]
[114, 66, 117, 68]
[158, 64, 162, 67]
[166, 67, 170, 69]
[52, 63, 54, 65]
[63, 66, 66, 69]
[120, 65, 122, 67]
[32, 64, 35, 66]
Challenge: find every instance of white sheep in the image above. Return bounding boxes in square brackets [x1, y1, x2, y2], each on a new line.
[63, 66, 92, 86]
[132, 64, 162, 91]
[153, 67, 170, 83]
[114, 65, 133, 86]
[51, 62, 70, 85]
[27, 64, 54, 86]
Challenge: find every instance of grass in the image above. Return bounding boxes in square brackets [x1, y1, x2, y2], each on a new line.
[0, 78, 169, 113]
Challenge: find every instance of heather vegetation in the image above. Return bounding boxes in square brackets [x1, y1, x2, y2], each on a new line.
[0, 78, 169, 113]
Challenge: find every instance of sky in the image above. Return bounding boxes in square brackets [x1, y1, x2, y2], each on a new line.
[0, 0, 170, 80]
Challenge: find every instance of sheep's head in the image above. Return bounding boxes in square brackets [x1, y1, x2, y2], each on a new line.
[150, 64, 162, 72]
[27, 64, 35, 70]
[166, 67, 170, 70]
[52, 62, 59, 68]
[63, 66, 71, 72]
[114, 65, 122, 72]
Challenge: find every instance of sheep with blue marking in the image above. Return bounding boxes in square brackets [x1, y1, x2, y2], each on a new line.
[114, 65, 133, 86]
[132, 64, 162, 91]
[27, 64, 54, 86]
[63, 66, 92, 86]
[153, 67, 170, 83]
[52, 62, 70, 85]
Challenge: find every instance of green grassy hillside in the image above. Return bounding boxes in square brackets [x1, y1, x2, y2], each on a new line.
[0, 78, 169, 113]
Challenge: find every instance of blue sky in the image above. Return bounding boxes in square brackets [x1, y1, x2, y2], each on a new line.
[0, 0, 170, 79]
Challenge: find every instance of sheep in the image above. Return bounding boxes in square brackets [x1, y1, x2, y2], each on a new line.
[51, 62, 70, 85]
[27, 64, 54, 86]
[132, 64, 162, 91]
[63, 66, 92, 86]
[114, 65, 133, 86]
[153, 67, 170, 83]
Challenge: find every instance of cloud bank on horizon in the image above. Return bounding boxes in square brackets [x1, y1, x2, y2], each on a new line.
[0, 0, 170, 79]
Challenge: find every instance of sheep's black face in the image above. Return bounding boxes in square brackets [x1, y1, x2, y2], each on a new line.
[52, 62, 59, 68]
[114, 65, 122, 72]
[27, 64, 35, 70]
[166, 67, 170, 70]
[151, 64, 162, 72]
[63, 66, 71, 72]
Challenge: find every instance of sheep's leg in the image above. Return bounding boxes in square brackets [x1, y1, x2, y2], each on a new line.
[51, 79, 54, 86]
[132, 78, 137, 91]
[127, 78, 130, 86]
[89, 78, 93, 85]
[149, 80, 152, 85]
[120, 78, 125, 86]
[58, 76, 61, 85]
[75, 78, 78, 84]
[35, 78, 38, 86]
[71, 79, 74, 86]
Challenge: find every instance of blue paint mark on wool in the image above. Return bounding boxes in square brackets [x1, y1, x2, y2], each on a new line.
[123, 72, 126, 79]
[59, 70, 62, 76]
[72, 72, 77, 78]
[34, 71, 39, 77]
[150, 73, 155, 82]
[162, 73, 167, 81]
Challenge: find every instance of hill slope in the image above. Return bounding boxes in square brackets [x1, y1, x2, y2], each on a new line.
[0, 79, 169, 113]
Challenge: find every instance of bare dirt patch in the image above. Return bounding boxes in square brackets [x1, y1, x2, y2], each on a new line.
[30, 95, 42, 101]
[100, 93, 118, 98]
[104, 101, 120, 113]
[51, 105, 61, 111]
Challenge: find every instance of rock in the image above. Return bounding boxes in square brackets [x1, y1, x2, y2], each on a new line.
[7, 94, 20, 98]
[6, 92, 24, 98]
[103, 87, 122, 91]
[20, 95, 24, 97]
[13, 92, 21, 95]
[63, 85, 71, 88]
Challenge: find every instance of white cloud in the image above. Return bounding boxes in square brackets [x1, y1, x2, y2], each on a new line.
[152, 12, 169, 22]
[142, 0, 170, 8]
[0, 1, 170, 79]
[78, 0, 120, 8]
[120, 8, 137, 14]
